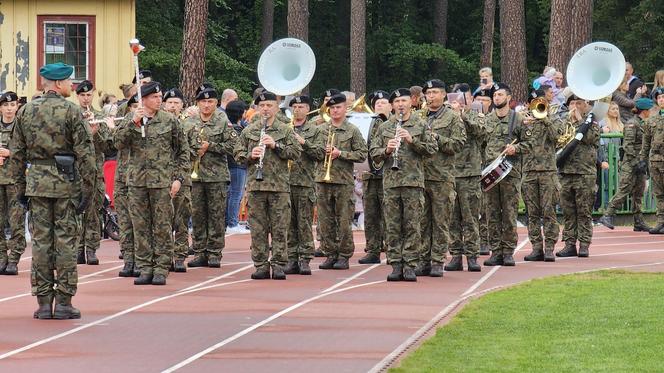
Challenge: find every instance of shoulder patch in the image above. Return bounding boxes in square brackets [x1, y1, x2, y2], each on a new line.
[525, 129, 532, 137]
[230, 130, 238, 137]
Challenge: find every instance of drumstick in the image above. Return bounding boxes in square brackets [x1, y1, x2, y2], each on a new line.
[499, 139, 518, 157]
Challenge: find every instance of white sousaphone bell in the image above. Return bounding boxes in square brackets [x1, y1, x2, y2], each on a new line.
[257, 38, 316, 97]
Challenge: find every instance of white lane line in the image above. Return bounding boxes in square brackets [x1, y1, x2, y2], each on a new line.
[593, 241, 664, 248]
[19, 256, 32, 262]
[177, 264, 254, 292]
[161, 280, 386, 373]
[515, 249, 664, 264]
[18, 260, 125, 274]
[321, 261, 384, 294]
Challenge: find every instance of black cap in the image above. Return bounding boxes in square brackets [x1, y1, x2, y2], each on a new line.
[389, 88, 412, 103]
[0, 91, 19, 103]
[140, 81, 162, 97]
[195, 88, 218, 101]
[492, 82, 512, 95]
[163, 88, 184, 102]
[326, 93, 347, 106]
[254, 91, 278, 105]
[422, 79, 446, 93]
[195, 82, 215, 97]
[322, 89, 341, 100]
[132, 70, 152, 84]
[76, 80, 94, 94]
[369, 90, 389, 108]
[289, 95, 311, 106]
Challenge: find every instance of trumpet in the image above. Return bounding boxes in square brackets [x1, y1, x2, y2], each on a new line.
[191, 127, 206, 180]
[255, 116, 268, 181]
[322, 124, 335, 182]
[528, 97, 549, 119]
[391, 112, 404, 170]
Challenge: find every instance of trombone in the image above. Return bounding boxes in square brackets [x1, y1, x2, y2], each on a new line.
[322, 124, 335, 182]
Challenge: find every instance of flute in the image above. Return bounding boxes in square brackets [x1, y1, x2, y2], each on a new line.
[89, 117, 124, 124]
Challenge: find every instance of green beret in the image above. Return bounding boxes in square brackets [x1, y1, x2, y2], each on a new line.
[39, 62, 74, 81]
[635, 98, 654, 111]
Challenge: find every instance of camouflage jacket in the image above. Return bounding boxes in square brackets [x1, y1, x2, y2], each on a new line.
[9, 92, 96, 198]
[314, 119, 367, 185]
[640, 113, 664, 163]
[558, 116, 600, 175]
[484, 110, 528, 179]
[423, 106, 466, 182]
[622, 116, 645, 166]
[114, 110, 190, 188]
[84, 108, 113, 180]
[361, 114, 387, 181]
[186, 111, 238, 183]
[179, 119, 196, 187]
[522, 115, 563, 173]
[370, 114, 438, 189]
[455, 110, 486, 178]
[0, 119, 16, 185]
[234, 118, 302, 193]
[290, 121, 325, 188]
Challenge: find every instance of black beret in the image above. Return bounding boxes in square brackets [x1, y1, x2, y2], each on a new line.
[289, 95, 311, 106]
[473, 88, 492, 98]
[76, 80, 94, 94]
[163, 88, 184, 102]
[492, 82, 512, 95]
[321, 89, 341, 100]
[195, 82, 215, 97]
[326, 93, 347, 106]
[140, 81, 162, 97]
[454, 83, 471, 93]
[132, 70, 152, 84]
[389, 88, 412, 103]
[528, 89, 545, 103]
[0, 91, 19, 103]
[565, 94, 582, 106]
[653, 87, 664, 100]
[195, 88, 218, 101]
[128, 94, 139, 106]
[370, 90, 389, 108]
[254, 91, 278, 105]
[422, 79, 446, 93]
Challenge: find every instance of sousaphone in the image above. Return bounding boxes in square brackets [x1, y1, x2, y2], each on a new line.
[257, 38, 316, 96]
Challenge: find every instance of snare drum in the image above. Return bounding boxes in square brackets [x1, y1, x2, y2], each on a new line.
[480, 155, 513, 192]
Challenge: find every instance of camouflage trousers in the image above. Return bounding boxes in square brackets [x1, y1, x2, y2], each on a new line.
[128, 187, 174, 277]
[172, 185, 191, 259]
[0, 184, 26, 265]
[247, 191, 289, 270]
[362, 178, 384, 255]
[316, 183, 355, 260]
[479, 189, 489, 247]
[77, 178, 103, 254]
[288, 186, 316, 260]
[450, 176, 481, 257]
[606, 164, 646, 217]
[522, 171, 560, 250]
[114, 178, 134, 261]
[384, 187, 424, 268]
[192, 182, 227, 259]
[29, 197, 80, 297]
[560, 174, 595, 246]
[649, 162, 664, 224]
[420, 180, 456, 265]
[486, 176, 520, 255]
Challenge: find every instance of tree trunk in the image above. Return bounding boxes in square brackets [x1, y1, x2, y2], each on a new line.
[433, 0, 448, 48]
[499, 0, 527, 103]
[547, 0, 572, 73]
[480, 0, 496, 68]
[287, 0, 309, 42]
[261, 0, 275, 49]
[569, 0, 593, 55]
[350, 0, 366, 95]
[179, 0, 209, 104]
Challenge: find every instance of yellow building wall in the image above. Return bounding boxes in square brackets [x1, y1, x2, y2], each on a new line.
[0, 0, 135, 107]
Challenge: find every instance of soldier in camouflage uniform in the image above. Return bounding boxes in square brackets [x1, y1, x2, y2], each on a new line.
[186, 87, 237, 269]
[0, 92, 26, 275]
[418, 79, 466, 277]
[483, 83, 528, 266]
[521, 97, 563, 262]
[447, 86, 485, 272]
[556, 97, 600, 258]
[234, 92, 301, 279]
[285, 95, 325, 275]
[75, 80, 113, 265]
[114, 82, 190, 286]
[357, 90, 390, 264]
[9, 62, 96, 319]
[599, 98, 654, 232]
[639, 89, 664, 234]
[370, 88, 438, 281]
[315, 94, 368, 270]
[474, 89, 494, 255]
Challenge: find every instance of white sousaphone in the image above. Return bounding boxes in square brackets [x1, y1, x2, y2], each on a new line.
[257, 38, 316, 100]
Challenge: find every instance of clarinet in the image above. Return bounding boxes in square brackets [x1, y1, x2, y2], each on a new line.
[391, 112, 404, 170]
[255, 116, 268, 181]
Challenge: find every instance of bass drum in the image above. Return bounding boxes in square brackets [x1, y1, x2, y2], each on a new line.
[346, 112, 375, 173]
[480, 155, 513, 192]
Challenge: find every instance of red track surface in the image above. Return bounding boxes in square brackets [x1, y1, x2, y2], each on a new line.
[1, 227, 663, 372]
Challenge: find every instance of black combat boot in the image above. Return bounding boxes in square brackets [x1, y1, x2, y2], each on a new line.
[53, 295, 81, 319]
[314, 249, 326, 257]
[429, 264, 444, 277]
[402, 266, 417, 282]
[251, 267, 270, 280]
[284, 260, 300, 274]
[483, 251, 503, 266]
[598, 215, 615, 230]
[467, 257, 481, 272]
[86, 249, 99, 265]
[0, 258, 7, 274]
[173, 259, 187, 273]
[444, 256, 463, 271]
[187, 255, 208, 267]
[207, 256, 221, 268]
[555, 242, 577, 257]
[479, 244, 490, 256]
[332, 257, 349, 270]
[77, 250, 86, 264]
[118, 251, 124, 260]
[578, 243, 590, 258]
[387, 264, 403, 281]
[134, 273, 154, 285]
[151, 274, 167, 285]
[318, 257, 336, 270]
[118, 261, 135, 277]
[298, 259, 312, 275]
[633, 216, 652, 232]
[271, 266, 286, 280]
[3, 262, 18, 275]
[414, 262, 431, 276]
[524, 247, 544, 261]
[502, 253, 515, 266]
[544, 248, 556, 262]
[33, 295, 53, 319]
[358, 252, 381, 264]
[649, 223, 664, 234]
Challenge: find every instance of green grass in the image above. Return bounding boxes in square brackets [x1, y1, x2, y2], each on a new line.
[390, 271, 664, 373]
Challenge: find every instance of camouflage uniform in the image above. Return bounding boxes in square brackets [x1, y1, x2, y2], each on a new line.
[0, 118, 26, 271]
[114, 110, 189, 278]
[288, 122, 325, 262]
[420, 107, 466, 269]
[640, 113, 664, 227]
[521, 115, 562, 256]
[234, 119, 301, 272]
[9, 92, 96, 311]
[172, 118, 194, 263]
[559, 116, 600, 250]
[360, 115, 388, 258]
[315, 120, 367, 263]
[370, 115, 437, 268]
[187, 111, 237, 264]
[484, 110, 528, 261]
[450, 110, 485, 259]
[113, 146, 135, 272]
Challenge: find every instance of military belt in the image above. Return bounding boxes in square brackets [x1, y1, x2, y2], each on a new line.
[30, 159, 57, 166]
